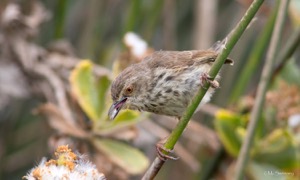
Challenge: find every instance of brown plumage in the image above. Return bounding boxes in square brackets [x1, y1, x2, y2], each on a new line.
[108, 47, 233, 120]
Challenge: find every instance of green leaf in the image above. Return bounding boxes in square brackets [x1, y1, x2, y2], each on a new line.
[214, 110, 246, 157]
[70, 60, 101, 121]
[98, 109, 147, 134]
[215, 109, 267, 157]
[93, 139, 149, 174]
[113, 109, 140, 124]
[70, 60, 146, 131]
[253, 129, 300, 170]
[96, 75, 111, 118]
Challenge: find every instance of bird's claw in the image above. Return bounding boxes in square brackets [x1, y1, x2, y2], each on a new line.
[156, 143, 179, 161]
[200, 73, 219, 89]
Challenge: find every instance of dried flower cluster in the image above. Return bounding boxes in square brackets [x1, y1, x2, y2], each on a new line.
[266, 81, 300, 120]
[23, 145, 106, 180]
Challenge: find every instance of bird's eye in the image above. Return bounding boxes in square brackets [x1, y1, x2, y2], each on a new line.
[125, 86, 133, 94]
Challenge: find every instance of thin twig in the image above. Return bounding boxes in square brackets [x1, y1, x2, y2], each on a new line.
[234, 0, 290, 179]
[140, 120, 200, 172]
[34, 64, 74, 125]
[142, 158, 165, 180]
[142, 0, 265, 179]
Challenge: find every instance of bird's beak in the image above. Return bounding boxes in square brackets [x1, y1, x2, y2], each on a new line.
[108, 97, 127, 120]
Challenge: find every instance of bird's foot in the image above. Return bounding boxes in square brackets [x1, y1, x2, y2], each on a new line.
[156, 142, 179, 161]
[200, 73, 219, 89]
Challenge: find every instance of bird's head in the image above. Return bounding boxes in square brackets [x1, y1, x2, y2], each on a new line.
[108, 66, 147, 120]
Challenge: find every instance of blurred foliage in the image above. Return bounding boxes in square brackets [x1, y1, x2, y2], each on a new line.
[93, 139, 148, 175]
[1, 0, 300, 179]
[0, 100, 50, 179]
[289, 0, 300, 26]
[214, 110, 247, 157]
[215, 109, 300, 170]
[215, 62, 300, 178]
[70, 61, 105, 121]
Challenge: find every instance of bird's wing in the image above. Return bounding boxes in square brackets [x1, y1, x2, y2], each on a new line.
[192, 50, 234, 66]
[143, 50, 233, 70]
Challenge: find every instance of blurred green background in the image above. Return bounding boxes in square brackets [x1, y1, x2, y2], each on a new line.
[0, 0, 300, 179]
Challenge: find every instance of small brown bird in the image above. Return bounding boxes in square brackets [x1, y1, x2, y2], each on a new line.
[108, 42, 233, 120]
[108, 41, 233, 160]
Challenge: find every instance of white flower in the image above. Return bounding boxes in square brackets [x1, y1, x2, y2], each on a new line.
[23, 145, 106, 180]
[124, 32, 148, 59]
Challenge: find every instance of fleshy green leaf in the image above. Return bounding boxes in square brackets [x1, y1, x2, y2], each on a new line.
[96, 75, 111, 117]
[98, 109, 144, 133]
[214, 110, 246, 157]
[93, 139, 149, 174]
[70, 60, 102, 121]
[70, 60, 146, 132]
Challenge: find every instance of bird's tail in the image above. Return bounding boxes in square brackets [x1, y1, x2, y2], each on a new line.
[210, 16, 256, 53]
[209, 38, 228, 53]
[209, 38, 234, 65]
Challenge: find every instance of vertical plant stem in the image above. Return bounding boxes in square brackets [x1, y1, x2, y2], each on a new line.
[143, 0, 164, 41]
[194, 0, 217, 49]
[79, 0, 101, 59]
[234, 0, 290, 179]
[162, 0, 177, 49]
[124, 0, 141, 34]
[271, 26, 300, 82]
[142, 0, 265, 179]
[229, 0, 279, 103]
[54, 0, 67, 39]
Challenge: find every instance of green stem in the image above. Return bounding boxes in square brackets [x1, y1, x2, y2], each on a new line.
[123, 0, 141, 34]
[143, 0, 164, 41]
[234, 0, 290, 179]
[54, 0, 67, 39]
[230, 0, 279, 103]
[164, 0, 265, 151]
[142, 0, 265, 179]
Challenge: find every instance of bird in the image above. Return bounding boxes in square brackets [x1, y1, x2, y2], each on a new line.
[108, 41, 233, 160]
